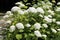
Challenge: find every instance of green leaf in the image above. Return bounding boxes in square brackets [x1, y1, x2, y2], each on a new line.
[16, 34, 22, 40]
[23, 0, 28, 2]
[19, 29, 24, 32]
[29, 33, 35, 37]
[24, 33, 28, 38]
[30, 26, 34, 30]
[8, 33, 11, 38]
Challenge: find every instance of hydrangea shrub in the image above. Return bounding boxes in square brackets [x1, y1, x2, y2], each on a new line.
[3, 0, 60, 40]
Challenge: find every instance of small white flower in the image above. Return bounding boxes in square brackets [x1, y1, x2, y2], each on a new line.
[39, 14, 43, 18]
[42, 34, 47, 38]
[48, 10, 55, 15]
[52, 19, 56, 22]
[16, 23, 24, 29]
[16, 2, 25, 7]
[37, 7, 44, 14]
[44, 16, 52, 23]
[43, 5, 50, 9]
[34, 23, 41, 30]
[6, 20, 12, 24]
[57, 29, 60, 31]
[3, 15, 9, 19]
[34, 30, 42, 37]
[25, 24, 31, 27]
[51, 28, 57, 33]
[17, 10, 24, 14]
[56, 21, 60, 25]
[9, 25, 15, 32]
[47, 15, 52, 18]
[6, 11, 12, 15]
[28, 7, 37, 13]
[42, 24, 48, 28]
[11, 6, 20, 12]
[57, 2, 60, 5]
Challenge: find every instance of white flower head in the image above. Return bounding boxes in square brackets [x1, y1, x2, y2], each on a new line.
[56, 21, 60, 25]
[28, 7, 37, 13]
[17, 10, 24, 14]
[34, 30, 42, 37]
[6, 20, 12, 24]
[44, 16, 52, 23]
[25, 24, 31, 27]
[9, 25, 15, 32]
[3, 15, 9, 19]
[11, 6, 20, 12]
[34, 23, 41, 30]
[51, 28, 57, 33]
[16, 23, 24, 29]
[42, 24, 48, 28]
[57, 29, 60, 31]
[42, 34, 47, 38]
[37, 7, 44, 14]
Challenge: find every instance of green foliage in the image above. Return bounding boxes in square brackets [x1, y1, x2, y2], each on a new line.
[16, 34, 22, 40]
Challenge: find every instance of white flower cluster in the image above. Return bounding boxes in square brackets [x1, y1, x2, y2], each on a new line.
[3, 15, 9, 19]
[42, 24, 48, 28]
[9, 25, 15, 32]
[3, 11, 13, 19]
[34, 30, 47, 38]
[11, 6, 44, 14]
[16, 23, 24, 29]
[40, 1, 52, 9]
[9, 22, 48, 38]
[11, 6, 20, 12]
[34, 30, 42, 37]
[51, 28, 57, 33]
[34, 23, 41, 30]
[57, 2, 60, 5]
[48, 10, 55, 15]
[44, 16, 52, 23]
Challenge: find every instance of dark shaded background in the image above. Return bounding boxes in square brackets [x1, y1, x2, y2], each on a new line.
[0, 0, 59, 13]
[0, 0, 37, 12]
[0, 0, 21, 12]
